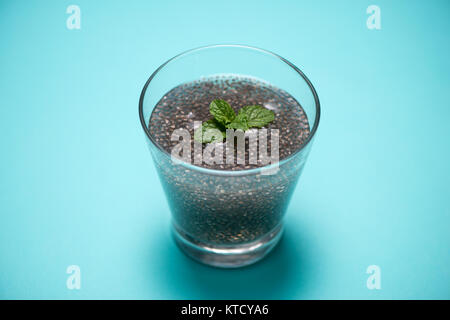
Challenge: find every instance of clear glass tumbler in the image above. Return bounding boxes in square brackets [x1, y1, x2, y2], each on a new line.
[139, 45, 320, 268]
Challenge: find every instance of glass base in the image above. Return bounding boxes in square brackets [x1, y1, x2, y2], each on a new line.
[172, 223, 283, 268]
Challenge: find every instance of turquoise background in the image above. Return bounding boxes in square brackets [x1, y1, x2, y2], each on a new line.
[0, 0, 449, 299]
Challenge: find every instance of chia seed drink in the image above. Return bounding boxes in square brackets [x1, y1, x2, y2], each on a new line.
[139, 45, 320, 268]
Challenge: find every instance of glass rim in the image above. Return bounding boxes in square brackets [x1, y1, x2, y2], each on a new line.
[139, 44, 321, 177]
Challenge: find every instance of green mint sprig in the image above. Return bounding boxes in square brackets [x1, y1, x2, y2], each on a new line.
[194, 99, 275, 143]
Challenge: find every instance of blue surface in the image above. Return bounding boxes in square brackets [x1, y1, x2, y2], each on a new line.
[0, 0, 449, 299]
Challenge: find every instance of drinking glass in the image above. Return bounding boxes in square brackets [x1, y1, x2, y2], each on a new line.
[139, 45, 320, 268]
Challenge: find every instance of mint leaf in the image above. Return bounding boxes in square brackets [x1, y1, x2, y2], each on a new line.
[196, 100, 275, 144]
[238, 105, 274, 128]
[210, 99, 236, 126]
[194, 119, 226, 143]
[226, 113, 249, 131]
